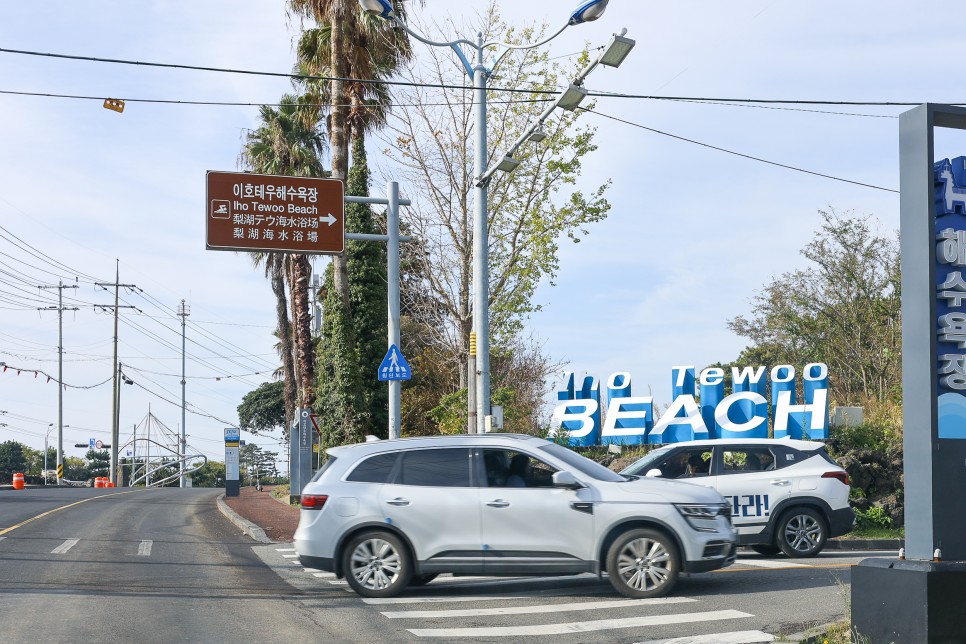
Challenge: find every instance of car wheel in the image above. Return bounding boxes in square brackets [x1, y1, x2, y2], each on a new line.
[342, 531, 412, 598]
[409, 574, 438, 587]
[777, 508, 827, 558]
[750, 544, 781, 556]
[606, 528, 679, 598]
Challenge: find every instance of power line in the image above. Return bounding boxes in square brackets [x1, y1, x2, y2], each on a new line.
[579, 107, 900, 193]
[0, 46, 937, 107]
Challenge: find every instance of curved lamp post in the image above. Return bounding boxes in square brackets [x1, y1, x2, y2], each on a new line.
[360, 0, 630, 433]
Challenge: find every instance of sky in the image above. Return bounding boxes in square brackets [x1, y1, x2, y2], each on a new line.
[1, 1, 965, 467]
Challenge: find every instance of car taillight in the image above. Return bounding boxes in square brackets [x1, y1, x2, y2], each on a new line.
[822, 471, 850, 485]
[301, 494, 328, 510]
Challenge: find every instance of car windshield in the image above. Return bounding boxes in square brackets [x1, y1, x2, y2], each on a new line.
[538, 443, 626, 482]
[619, 446, 675, 476]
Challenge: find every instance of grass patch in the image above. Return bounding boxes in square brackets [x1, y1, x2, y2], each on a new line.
[838, 526, 903, 540]
[270, 484, 289, 501]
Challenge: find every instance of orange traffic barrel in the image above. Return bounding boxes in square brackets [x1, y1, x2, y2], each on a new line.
[94, 477, 105, 488]
[12, 473, 24, 490]
[107, 482, 115, 488]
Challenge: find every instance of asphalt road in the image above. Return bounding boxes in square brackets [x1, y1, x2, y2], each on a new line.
[1, 487, 890, 643]
[0, 487, 371, 643]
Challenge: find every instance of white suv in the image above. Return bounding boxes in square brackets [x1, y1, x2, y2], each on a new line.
[620, 438, 854, 557]
[294, 433, 737, 598]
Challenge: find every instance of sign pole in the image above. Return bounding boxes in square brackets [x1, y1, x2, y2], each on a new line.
[387, 182, 401, 440]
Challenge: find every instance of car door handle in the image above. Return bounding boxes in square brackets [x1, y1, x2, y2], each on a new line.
[770, 479, 791, 486]
[486, 500, 510, 508]
[385, 497, 410, 506]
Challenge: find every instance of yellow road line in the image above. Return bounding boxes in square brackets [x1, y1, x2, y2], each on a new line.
[0, 490, 140, 537]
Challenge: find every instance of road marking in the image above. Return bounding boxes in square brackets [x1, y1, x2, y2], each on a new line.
[303, 567, 322, 572]
[0, 490, 139, 537]
[312, 572, 336, 578]
[51, 539, 79, 554]
[408, 609, 753, 638]
[0, 537, 6, 541]
[364, 596, 521, 605]
[383, 596, 695, 619]
[736, 558, 808, 568]
[138, 540, 153, 556]
[714, 562, 854, 573]
[282, 554, 299, 558]
[276, 548, 296, 552]
[635, 630, 775, 644]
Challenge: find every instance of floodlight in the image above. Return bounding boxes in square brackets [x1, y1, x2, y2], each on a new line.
[569, 0, 608, 26]
[599, 33, 635, 68]
[556, 84, 589, 111]
[496, 155, 521, 173]
[527, 127, 547, 143]
[359, 0, 394, 19]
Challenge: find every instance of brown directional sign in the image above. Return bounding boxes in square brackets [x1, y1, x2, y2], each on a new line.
[206, 171, 344, 254]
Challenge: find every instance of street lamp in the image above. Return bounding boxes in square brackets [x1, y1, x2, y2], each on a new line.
[361, 0, 630, 433]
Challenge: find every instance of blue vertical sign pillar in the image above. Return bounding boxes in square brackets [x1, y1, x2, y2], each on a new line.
[551, 372, 601, 446]
[224, 427, 240, 497]
[852, 104, 966, 643]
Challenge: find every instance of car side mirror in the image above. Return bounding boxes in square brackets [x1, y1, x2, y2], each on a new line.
[552, 471, 584, 489]
[645, 468, 662, 478]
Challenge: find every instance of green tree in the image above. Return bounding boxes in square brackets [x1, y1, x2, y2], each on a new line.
[238, 381, 287, 435]
[241, 96, 326, 415]
[385, 10, 609, 433]
[0, 440, 28, 482]
[728, 209, 901, 405]
[190, 461, 226, 488]
[85, 449, 110, 479]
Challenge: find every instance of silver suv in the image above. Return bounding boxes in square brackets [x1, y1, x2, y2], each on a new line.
[294, 433, 737, 599]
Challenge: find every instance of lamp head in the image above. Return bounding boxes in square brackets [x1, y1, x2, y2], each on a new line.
[359, 0, 394, 19]
[570, 0, 608, 26]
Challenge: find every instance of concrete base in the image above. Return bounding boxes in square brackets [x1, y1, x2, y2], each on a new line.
[225, 479, 240, 497]
[852, 558, 966, 643]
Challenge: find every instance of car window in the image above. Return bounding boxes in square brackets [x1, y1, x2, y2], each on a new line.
[345, 452, 398, 483]
[310, 455, 338, 482]
[539, 443, 626, 482]
[399, 448, 471, 487]
[671, 448, 713, 479]
[482, 449, 558, 488]
[720, 448, 775, 475]
[620, 446, 674, 476]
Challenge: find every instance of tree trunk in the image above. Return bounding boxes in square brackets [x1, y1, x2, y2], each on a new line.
[271, 260, 297, 437]
[330, 10, 351, 310]
[291, 254, 316, 410]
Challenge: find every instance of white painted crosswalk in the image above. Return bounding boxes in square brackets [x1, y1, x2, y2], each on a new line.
[51, 538, 79, 554]
[137, 540, 153, 556]
[270, 547, 780, 642]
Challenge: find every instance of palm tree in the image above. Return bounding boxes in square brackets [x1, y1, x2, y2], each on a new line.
[288, 0, 415, 306]
[241, 96, 326, 415]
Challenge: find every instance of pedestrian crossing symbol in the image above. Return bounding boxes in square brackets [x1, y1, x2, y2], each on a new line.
[379, 344, 411, 381]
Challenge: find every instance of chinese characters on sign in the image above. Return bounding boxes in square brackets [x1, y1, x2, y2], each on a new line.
[206, 171, 344, 254]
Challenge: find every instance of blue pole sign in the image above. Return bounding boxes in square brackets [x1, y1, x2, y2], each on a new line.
[378, 344, 411, 381]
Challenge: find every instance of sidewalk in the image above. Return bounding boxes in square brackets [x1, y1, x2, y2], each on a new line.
[220, 485, 299, 543]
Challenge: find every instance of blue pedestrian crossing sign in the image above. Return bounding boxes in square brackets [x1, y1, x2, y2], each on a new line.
[379, 344, 411, 381]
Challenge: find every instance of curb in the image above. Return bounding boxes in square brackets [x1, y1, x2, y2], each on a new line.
[825, 538, 902, 551]
[216, 493, 273, 544]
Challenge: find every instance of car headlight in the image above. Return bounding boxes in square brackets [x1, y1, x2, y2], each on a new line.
[674, 503, 731, 532]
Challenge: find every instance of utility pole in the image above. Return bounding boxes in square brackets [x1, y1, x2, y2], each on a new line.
[96, 262, 137, 486]
[38, 280, 79, 486]
[177, 299, 189, 488]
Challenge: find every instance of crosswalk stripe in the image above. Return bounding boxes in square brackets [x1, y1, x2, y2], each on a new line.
[407, 609, 753, 638]
[735, 558, 808, 569]
[282, 554, 299, 558]
[51, 538, 79, 554]
[383, 596, 695, 619]
[364, 596, 521, 605]
[312, 572, 336, 578]
[0, 537, 6, 541]
[137, 540, 153, 556]
[635, 629, 775, 644]
[276, 548, 296, 552]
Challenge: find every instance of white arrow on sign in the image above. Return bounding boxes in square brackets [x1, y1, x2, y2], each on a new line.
[319, 213, 337, 226]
